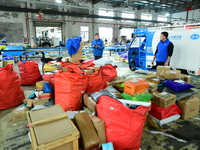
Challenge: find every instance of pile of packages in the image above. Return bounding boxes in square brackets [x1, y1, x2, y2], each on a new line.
[114, 51, 128, 63]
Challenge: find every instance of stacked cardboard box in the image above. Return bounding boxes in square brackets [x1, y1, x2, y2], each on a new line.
[27, 105, 80, 150]
[69, 42, 83, 63]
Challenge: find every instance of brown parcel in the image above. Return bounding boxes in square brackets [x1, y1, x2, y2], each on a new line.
[153, 92, 176, 108]
[74, 112, 99, 150]
[156, 66, 170, 78]
[83, 94, 97, 113]
[183, 75, 191, 84]
[28, 105, 79, 148]
[12, 107, 29, 122]
[177, 97, 200, 120]
[90, 115, 106, 148]
[148, 82, 158, 93]
[164, 70, 181, 80]
[32, 99, 49, 106]
[69, 42, 83, 63]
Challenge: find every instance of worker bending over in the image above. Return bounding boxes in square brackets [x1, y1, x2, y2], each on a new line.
[152, 32, 174, 66]
[91, 33, 105, 60]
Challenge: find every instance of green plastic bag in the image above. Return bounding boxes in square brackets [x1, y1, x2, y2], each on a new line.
[117, 83, 124, 87]
[121, 92, 153, 102]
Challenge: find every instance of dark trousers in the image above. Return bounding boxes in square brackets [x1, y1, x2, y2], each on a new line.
[156, 62, 165, 67]
[94, 56, 102, 60]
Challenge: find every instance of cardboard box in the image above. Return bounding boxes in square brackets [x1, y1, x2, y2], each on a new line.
[36, 81, 44, 91]
[12, 106, 29, 122]
[183, 75, 191, 84]
[156, 66, 170, 78]
[148, 78, 161, 84]
[69, 42, 83, 63]
[39, 93, 52, 100]
[27, 105, 79, 150]
[148, 82, 158, 94]
[177, 97, 200, 119]
[153, 92, 176, 108]
[27, 99, 34, 108]
[164, 70, 181, 79]
[83, 94, 97, 113]
[90, 115, 106, 148]
[124, 79, 149, 96]
[33, 99, 49, 106]
[119, 57, 125, 62]
[74, 112, 99, 150]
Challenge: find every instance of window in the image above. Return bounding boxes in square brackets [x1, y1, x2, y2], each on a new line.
[120, 28, 133, 40]
[158, 15, 168, 22]
[80, 26, 89, 42]
[122, 12, 135, 19]
[141, 13, 152, 20]
[99, 10, 114, 17]
[99, 27, 113, 43]
[50, 29, 54, 33]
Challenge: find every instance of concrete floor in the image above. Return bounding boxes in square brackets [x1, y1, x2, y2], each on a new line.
[0, 51, 200, 150]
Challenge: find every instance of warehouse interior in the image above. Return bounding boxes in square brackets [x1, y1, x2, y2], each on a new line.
[0, 0, 200, 150]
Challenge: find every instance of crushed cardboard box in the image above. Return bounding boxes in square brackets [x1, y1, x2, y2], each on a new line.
[74, 111, 99, 150]
[90, 115, 106, 148]
[153, 92, 176, 108]
[33, 99, 49, 106]
[177, 97, 200, 120]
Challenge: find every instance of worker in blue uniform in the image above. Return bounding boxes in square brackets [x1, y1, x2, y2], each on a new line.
[91, 33, 105, 60]
[152, 32, 174, 67]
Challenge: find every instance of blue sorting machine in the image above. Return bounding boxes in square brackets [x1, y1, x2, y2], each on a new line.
[128, 28, 155, 71]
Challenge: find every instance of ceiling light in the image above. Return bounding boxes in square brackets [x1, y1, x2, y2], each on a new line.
[55, 0, 62, 3]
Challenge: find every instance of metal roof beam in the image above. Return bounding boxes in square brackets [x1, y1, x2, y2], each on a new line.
[0, 6, 171, 24]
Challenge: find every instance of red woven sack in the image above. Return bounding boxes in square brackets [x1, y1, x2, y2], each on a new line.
[18, 61, 42, 85]
[55, 65, 88, 111]
[0, 65, 25, 109]
[149, 103, 183, 120]
[86, 68, 103, 93]
[97, 96, 149, 150]
[102, 64, 117, 89]
[42, 73, 56, 87]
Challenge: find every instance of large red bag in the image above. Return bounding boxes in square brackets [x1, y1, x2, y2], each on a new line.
[149, 104, 182, 120]
[0, 65, 25, 110]
[55, 65, 88, 111]
[102, 64, 117, 89]
[18, 61, 42, 85]
[86, 68, 103, 93]
[97, 96, 149, 150]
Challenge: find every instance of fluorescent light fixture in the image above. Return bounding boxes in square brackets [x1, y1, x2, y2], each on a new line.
[165, 13, 170, 17]
[55, 0, 62, 3]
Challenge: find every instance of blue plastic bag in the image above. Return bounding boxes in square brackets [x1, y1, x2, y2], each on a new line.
[102, 142, 114, 150]
[65, 37, 82, 57]
[164, 78, 195, 92]
[43, 82, 53, 93]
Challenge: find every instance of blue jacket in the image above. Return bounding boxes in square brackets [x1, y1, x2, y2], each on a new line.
[66, 37, 82, 57]
[156, 39, 171, 62]
[91, 39, 104, 56]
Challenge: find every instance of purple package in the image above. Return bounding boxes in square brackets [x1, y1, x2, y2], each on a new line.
[163, 78, 195, 92]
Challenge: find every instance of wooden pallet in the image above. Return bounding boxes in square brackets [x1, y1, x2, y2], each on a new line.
[27, 105, 80, 150]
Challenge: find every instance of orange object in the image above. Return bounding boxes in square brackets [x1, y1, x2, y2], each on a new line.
[124, 79, 149, 96]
